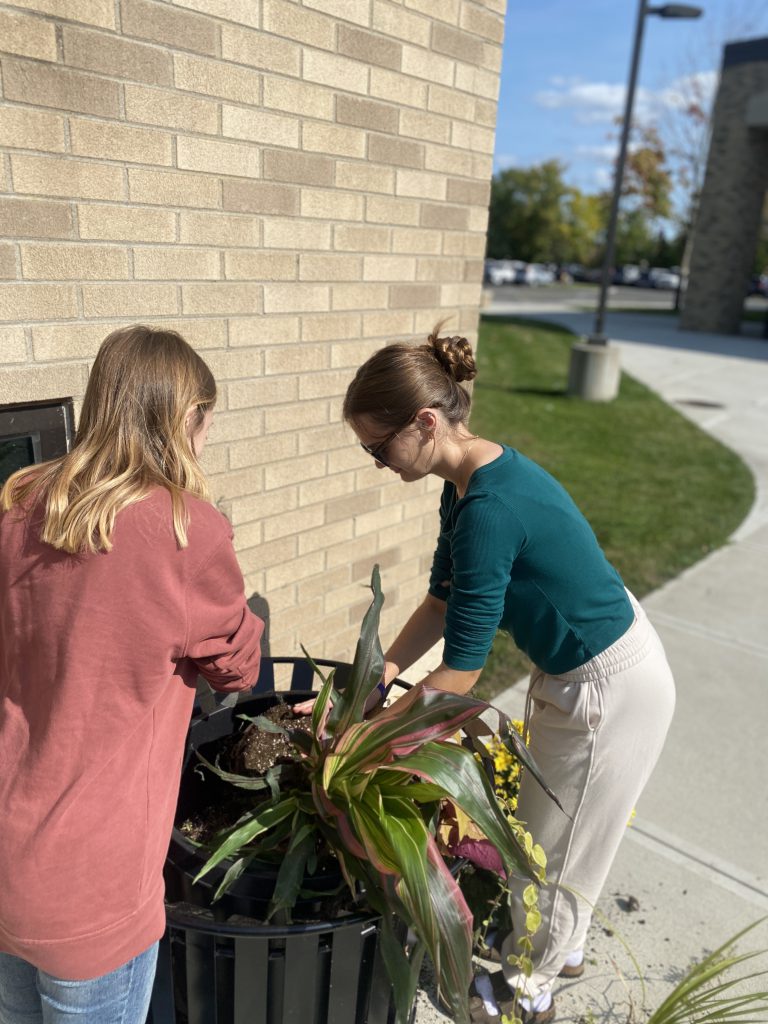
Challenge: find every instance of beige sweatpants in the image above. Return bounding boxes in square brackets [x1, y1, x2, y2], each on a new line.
[501, 593, 675, 997]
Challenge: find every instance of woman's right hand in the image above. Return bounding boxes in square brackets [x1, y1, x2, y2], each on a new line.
[292, 697, 315, 716]
[292, 667, 395, 718]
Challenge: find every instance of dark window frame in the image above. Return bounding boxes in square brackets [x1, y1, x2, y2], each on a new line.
[0, 398, 75, 485]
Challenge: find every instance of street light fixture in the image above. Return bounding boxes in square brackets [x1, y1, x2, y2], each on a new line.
[567, 0, 703, 401]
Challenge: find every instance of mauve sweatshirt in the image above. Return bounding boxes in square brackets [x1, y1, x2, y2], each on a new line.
[0, 487, 264, 979]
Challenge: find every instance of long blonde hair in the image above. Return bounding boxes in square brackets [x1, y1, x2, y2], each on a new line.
[1, 325, 216, 552]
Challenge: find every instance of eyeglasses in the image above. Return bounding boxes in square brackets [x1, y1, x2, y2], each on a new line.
[359, 429, 400, 467]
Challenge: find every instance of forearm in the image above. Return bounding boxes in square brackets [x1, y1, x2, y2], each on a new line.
[419, 662, 482, 696]
[383, 594, 447, 683]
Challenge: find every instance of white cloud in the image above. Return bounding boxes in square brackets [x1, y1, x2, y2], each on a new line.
[534, 69, 719, 124]
[535, 79, 633, 122]
[656, 70, 718, 112]
[575, 143, 618, 160]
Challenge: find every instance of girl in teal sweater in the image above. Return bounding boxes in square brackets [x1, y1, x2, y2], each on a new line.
[343, 324, 675, 1024]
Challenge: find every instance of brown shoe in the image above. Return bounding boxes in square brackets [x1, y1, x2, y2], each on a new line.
[469, 972, 556, 1024]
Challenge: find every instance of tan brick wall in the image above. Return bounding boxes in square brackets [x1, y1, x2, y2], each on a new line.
[0, 0, 504, 662]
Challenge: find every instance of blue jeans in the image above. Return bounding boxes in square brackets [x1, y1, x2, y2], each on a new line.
[0, 943, 158, 1024]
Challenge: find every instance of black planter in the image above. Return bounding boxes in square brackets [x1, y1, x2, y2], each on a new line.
[149, 659, 413, 1024]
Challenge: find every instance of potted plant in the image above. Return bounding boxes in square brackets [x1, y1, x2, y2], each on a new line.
[151, 567, 558, 1024]
[440, 723, 526, 964]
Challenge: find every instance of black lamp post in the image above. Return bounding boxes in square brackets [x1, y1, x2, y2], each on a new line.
[567, 1, 704, 400]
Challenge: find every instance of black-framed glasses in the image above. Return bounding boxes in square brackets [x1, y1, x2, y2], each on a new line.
[358, 416, 415, 467]
[359, 429, 399, 467]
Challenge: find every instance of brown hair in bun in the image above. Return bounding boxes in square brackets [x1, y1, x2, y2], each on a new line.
[427, 319, 477, 384]
[343, 319, 477, 432]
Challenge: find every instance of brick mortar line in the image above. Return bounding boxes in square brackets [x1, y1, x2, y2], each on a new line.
[0, 63, 497, 126]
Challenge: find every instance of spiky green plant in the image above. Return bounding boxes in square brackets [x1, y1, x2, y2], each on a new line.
[645, 918, 768, 1024]
[195, 565, 559, 1024]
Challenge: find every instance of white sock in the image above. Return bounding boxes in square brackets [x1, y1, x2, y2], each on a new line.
[473, 975, 553, 1016]
[519, 989, 553, 1014]
[473, 974, 500, 1016]
[563, 948, 584, 968]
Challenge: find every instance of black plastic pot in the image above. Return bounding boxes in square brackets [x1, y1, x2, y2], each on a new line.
[148, 658, 413, 1024]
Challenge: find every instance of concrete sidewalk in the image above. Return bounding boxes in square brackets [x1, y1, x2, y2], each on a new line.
[412, 305, 768, 1022]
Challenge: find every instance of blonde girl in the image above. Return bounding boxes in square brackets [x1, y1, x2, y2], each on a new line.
[0, 326, 263, 1024]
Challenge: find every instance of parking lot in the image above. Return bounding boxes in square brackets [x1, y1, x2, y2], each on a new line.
[487, 281, 768, 314]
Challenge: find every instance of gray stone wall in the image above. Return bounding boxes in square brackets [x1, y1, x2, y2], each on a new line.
[682, 39, 768, 335]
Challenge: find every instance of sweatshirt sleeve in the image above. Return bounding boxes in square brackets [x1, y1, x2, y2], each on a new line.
[184, 526, 264, 692]
[442, 492, 526, 671]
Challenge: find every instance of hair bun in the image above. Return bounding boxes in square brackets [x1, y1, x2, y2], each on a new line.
[428, 326, 477, 383]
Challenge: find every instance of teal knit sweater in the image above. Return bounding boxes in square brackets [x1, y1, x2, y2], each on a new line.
[428, 445, 634, 674]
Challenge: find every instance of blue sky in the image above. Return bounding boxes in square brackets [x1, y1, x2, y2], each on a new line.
[494, 0, 768, 201]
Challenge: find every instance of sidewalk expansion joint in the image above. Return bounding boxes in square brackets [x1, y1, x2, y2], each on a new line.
[648, 610, 768, 658]
[628, 818, 768, 910]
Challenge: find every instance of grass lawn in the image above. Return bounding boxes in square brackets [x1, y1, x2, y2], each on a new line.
[469, 316, 755, 701]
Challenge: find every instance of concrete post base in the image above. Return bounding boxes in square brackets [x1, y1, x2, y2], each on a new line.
[567, 341, 621, 401]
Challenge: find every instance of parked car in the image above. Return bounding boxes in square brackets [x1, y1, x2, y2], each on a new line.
[570, 264, 602, 283]
[484, 259, 517, 286]
[636, 267, 680, 290]
[614, 264, 641, 285]
[648, 267, 681, 290]
[517, 262, 555, 286]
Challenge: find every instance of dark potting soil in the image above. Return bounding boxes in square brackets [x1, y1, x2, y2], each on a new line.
[228, 701, 313, 774]
[179, 701, 313, 847]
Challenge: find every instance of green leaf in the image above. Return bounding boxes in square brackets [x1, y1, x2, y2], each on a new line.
[308, 653, 337, 740]
[212, 854, 254, 903]
[378, 912, 424, 1024]
[268, 818, 316, 921]
[393, 820, 473, 1022]
[346, 795, 402, 875]
[237, 713, 287, 735]
[525, 908, 542, 934]
[517, 955, 533, 976]
[354, 794, 472, 1022]
[393, 780, 446, 803]
[330, 684, 494, 780]
[522, 884, 538, 909]
[248, 814, 294, 854]
[299, 644, 334, 690]
[647, 918, 768, 1024]
[498, 714, 568, 817]
[194, 797, 297, 881]
[193, 748, 284, 791]
[327, 565, 385, 737]
[384, 741, 540, 884]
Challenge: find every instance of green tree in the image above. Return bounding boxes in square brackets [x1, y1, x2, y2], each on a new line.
[611, 206, 657, 266]
[560, 190, 604, 266]
[486, 157, 679, 270]
[486, 160, 574, 262]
